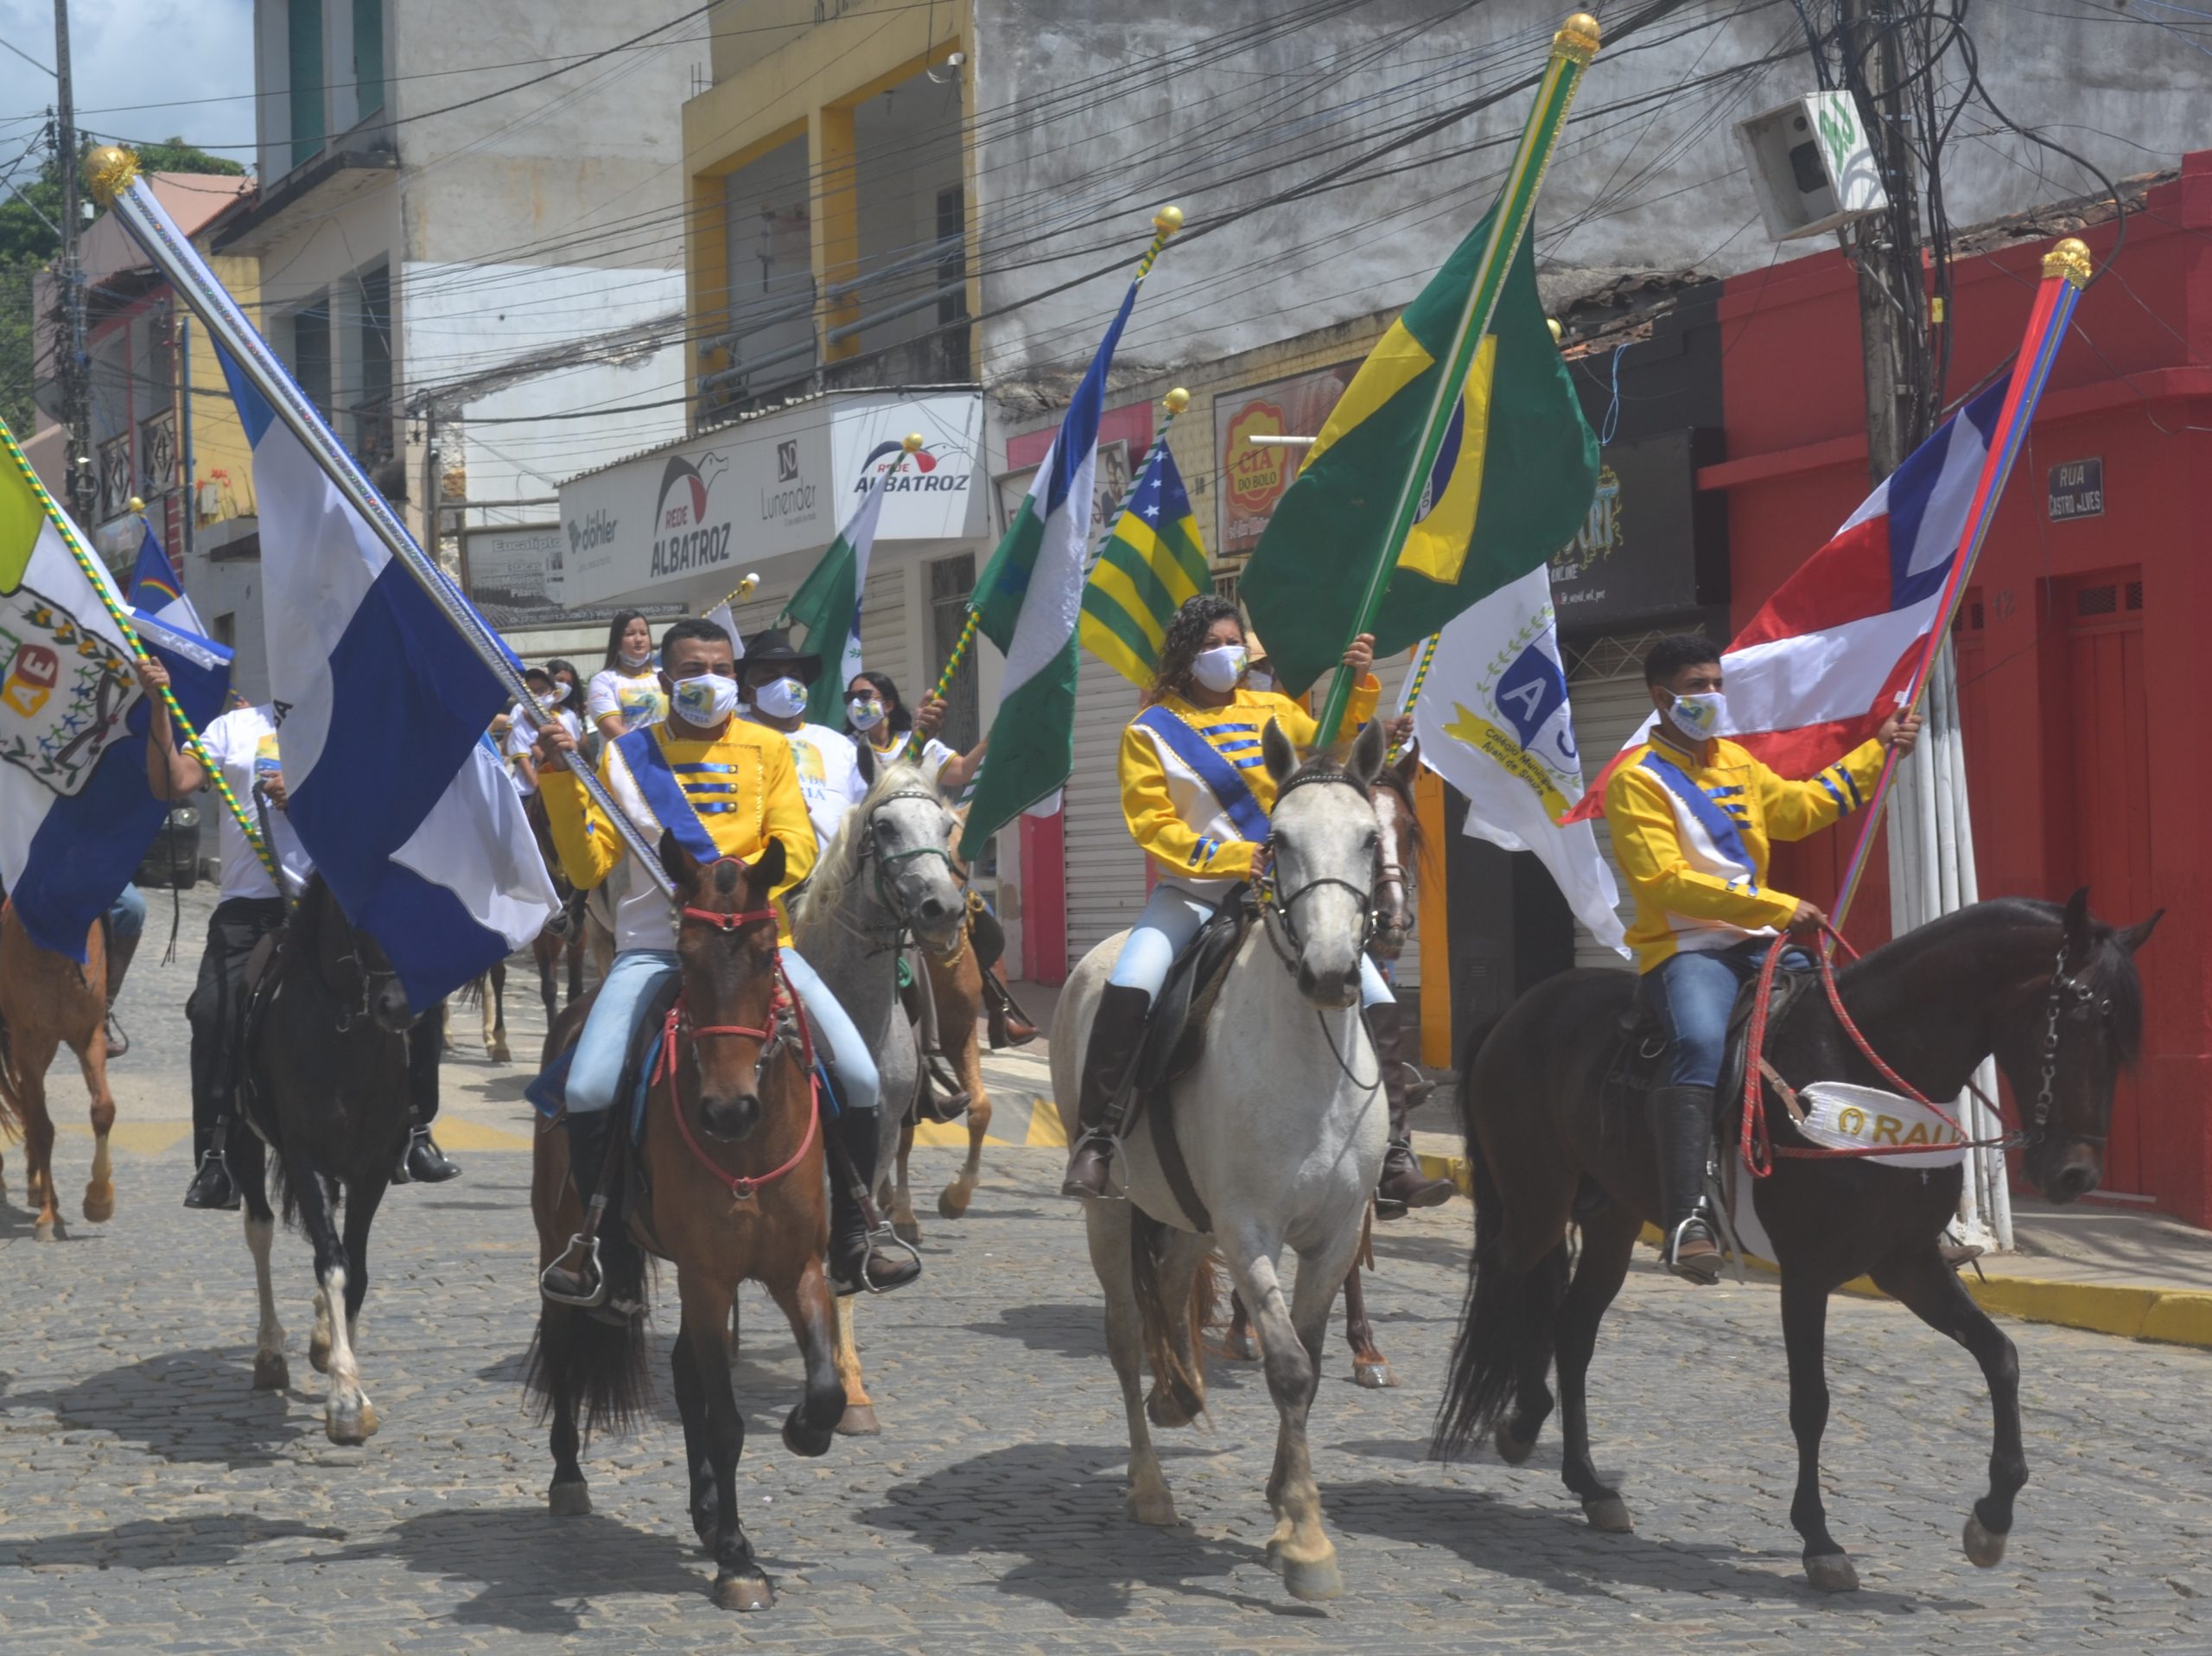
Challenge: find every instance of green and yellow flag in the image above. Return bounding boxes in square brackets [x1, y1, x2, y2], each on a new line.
[1078, 443, 1210, 689]
[1239, 205, 1599, 697]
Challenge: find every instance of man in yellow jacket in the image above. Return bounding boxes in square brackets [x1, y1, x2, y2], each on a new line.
[1605, 634, 1919, 1283]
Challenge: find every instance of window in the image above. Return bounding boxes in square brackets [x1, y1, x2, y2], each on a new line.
[353, 264, 392, 462]
[353, 0, 385, 117]
[292, 300, 332, 421]
[928, 553, 979, 750]
[289, 0, 327, 170]
[213, 612, 237, 650]
[936, 184, 969, 380]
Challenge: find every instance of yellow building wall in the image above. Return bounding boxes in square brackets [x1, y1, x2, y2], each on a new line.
[182, 246, 260, 527]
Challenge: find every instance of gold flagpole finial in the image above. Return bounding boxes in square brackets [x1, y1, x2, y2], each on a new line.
[1557, 13, 1601, 64]
[128, 494, 146, 514]
[1164, 387, 1191, 413]
[86, 144, 140, 207]
[1153, 205, 1185, 239]
[902, 432, 925, 453]
[2044, 236, 2093, 288]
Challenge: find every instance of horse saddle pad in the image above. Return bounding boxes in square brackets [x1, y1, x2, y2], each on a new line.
[1134, 887, 1254, 1095]
[1602, 961, 1815, 1113]
[526, 974, 682, 1155]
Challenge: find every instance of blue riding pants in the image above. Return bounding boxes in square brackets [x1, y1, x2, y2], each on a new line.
[1641, 936, 1810, 1089]
[107, 882, 146, 941]
[564, 946, 879, 1118]
[1106, 881, 1392, 1009]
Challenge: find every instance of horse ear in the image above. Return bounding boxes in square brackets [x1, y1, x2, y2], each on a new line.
[2118, 909, 2164, 955]
[1390, 741, 1421, 793]
[1344, 718, 1388, 789]
[1262, 717, 1300, 787]
[753, 835, 787, 894]
[2063, 886, 2094, 958]
[658, 830, 697, 893]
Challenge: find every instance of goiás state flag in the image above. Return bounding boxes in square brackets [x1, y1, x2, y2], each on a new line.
[1079, 440, 1210, 690]
[1564, 378, 2008, 820]
[0, 427, 231, 960]
[1240, 205, 1598, 698]
[219, 350, 556, 1007]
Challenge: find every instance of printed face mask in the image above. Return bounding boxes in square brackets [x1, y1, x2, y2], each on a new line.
[848, 697, 887, 731]
[751, 676, 810, 720]
[1191, 643, 1249, 694]
[671, 672, 741, 726]
[1665, 689, 1727, 742]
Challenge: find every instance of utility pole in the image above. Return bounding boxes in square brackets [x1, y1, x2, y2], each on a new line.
[53, 0, 92, 524]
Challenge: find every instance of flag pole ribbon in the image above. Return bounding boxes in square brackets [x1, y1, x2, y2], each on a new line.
[903, 206, 1182, 761]
[86, 145, 677, 897]
[0, 413, 279, 885]
[1828, 237, 2092, 938]
[1312, 13, 1599, 744]
[714, 572, 761, 615]
[1388, 632, 1444, 764]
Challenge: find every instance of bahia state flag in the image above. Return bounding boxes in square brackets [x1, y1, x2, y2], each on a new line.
[218, 350, 556, 1008]
[780, 445, 899, 726]
[957, 278, 1141, 861]
[128, 519, 207, 635]
[1241, 205, 1598, 697]
[1079, 440, 1210, 690]
[0, 430, 231, 960]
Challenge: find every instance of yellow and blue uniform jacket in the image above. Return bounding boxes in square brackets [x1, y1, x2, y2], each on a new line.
[1118, 676, 1379, 889]
[541, 717, 816, 952]
[1605, 734, 1887, 973]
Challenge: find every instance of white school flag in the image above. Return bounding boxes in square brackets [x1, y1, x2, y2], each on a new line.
[1411, 566, 1626, 954]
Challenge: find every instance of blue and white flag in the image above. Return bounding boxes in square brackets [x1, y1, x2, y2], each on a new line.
[127, 520, 206, 635]
[218, 351, 556, 1006]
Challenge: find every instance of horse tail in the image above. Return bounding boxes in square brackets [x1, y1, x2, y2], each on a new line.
[525, 1296, 651, 1442]
[1430, 1066, 1568, 1460]
[1130, 1208, 1209, 1425]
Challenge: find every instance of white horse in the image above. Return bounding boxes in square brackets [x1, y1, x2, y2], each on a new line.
[790, 759, 967, 1433]
[1052, 718, 1390, 1602]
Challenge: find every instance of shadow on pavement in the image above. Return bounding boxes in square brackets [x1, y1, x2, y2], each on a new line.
[20, 1348, 311, 1466]
[0, 1513, 343, 1571]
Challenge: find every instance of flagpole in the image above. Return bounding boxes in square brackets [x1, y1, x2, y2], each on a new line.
[1084, 386, 1189, 579]
[1388, 633, 1443, 763]
[86, 145, 677, 899]
[710, 572, 761, 615]
[1828, 237, 2092, 937]
[0, 416, 280, 886]
[903, 207, 1183, 761]
[1312, 12, 1599, 744]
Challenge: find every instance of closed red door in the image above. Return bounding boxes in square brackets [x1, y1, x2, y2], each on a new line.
[2061, 572, 2151, 1194]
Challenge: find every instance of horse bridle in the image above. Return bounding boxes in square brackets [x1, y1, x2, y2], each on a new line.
[326, 927, 402, 1035]
[2028, 939, 2110, 1148]
[1370, 789, 1416, 951]
[1255, 767, 1378, 975]
[855, 789, 969, 961]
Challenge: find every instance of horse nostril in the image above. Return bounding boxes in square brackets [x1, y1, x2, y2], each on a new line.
[702, 1093, 761, 1141]
[918, 896, 949, 920]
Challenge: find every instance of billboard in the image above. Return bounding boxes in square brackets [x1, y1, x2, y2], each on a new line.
[1213, 361, 1359, 556]
[461, 525, 682, 629]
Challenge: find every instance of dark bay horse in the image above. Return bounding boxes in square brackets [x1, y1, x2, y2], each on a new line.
[1433, 889, 2157, 1592]
[235, 873, 416, 1443]
[528, 837, 844, 1614]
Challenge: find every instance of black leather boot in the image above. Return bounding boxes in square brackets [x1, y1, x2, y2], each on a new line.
[539, 1110, 644, 1322]
[182, 1124, 239, 1211]
[103, 924, 138, 1060]
[1061, 984, 1151, 1199]
[399, 1127, 462, 1184]
[1369, 998, 1455, 1219]
[828, 1107, 920, 1295]
[981, 965, 1039, 1049]
[1649, 1084, 1724, 1283]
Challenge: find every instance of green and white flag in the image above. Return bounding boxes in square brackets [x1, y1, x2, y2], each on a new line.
[957, 281, 1141, 861]
[781, 453, 899, 726]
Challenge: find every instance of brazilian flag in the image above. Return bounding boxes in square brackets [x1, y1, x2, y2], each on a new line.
[1240, 204, 1599, 697]
[1078, 443, 1211, 689]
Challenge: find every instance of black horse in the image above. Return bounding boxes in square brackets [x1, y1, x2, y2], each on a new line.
[1433, 889, 2157, 1592]
[232, 873, 416, 1443]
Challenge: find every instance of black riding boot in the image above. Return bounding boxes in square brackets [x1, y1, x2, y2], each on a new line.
[400, 1128, 462, 1183]
[1061, 984, 1152, 1199]
[103, 924, 139, 1059]
[539, 1109, 645, 1322]
[182, 1122, 239, 1211]
[395, 1009, 461, 1183]
[1369, 998, 1455, 1219]
[1649, 1084, 1724, 1283]
[828, 1107, 921, 1295]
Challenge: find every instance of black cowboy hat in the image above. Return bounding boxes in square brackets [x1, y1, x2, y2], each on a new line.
[741, 626, 823, 685]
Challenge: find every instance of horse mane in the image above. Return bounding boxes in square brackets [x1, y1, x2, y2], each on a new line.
[791, 759, 938, 935]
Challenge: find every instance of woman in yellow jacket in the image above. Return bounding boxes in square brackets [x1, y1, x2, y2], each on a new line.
[1062, 593, 1408, 1199]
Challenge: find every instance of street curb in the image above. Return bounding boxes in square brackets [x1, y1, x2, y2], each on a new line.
[1411, 1147, 2212, 1351]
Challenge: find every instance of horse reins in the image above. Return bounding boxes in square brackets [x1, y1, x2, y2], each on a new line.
[855, 789, 969, 963]
[1253, 766, 1382, 1091]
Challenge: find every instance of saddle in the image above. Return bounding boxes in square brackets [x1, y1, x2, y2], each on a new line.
[1601, 958, 1816, 1117]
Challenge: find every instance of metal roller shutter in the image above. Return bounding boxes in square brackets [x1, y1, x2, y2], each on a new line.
[1064, 649, 1150, 969]
[858, 564, 909, 697]
[1564, 632, 1665, 973]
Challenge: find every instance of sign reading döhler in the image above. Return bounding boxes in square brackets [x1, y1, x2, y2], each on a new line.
[1546, 427, 1727, 631]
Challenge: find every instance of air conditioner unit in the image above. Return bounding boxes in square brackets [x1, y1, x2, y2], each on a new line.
[1734, 91, 1888, 241]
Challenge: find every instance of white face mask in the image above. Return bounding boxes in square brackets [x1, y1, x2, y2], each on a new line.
[848, 696, 887, 731]
[1191, 643, 1249, 694]
[1665, 688, 1727, 742]
[534, 689, 563, 710]
[751, 676, 810, 720]
[618, 647, 652, 672]
[671, 672, 741, 727]
[1246, 669, 1274, 694]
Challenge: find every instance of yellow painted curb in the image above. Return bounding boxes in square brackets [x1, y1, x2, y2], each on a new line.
[432, 1118, 537, 1152]
[907, 1094, 1071, 1150]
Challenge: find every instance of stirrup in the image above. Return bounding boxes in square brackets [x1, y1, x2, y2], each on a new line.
[539, 1232, 607, 1308]
[1662, 1213, 1724, 1283]
[104, 1010, 130, 1058]
[1060, 1130, 1128, 1201]
[858, 1222, 923, 1294]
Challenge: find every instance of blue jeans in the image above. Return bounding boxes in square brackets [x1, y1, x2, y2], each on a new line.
[1107, 882, 1392, 1009]
[108, 883, 145, 941]
[565, 946, 879, 1118]
[1642, 937, 1809, 1089]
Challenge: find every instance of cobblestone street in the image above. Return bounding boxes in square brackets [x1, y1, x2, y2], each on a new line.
[0, 896, 2206, 1653]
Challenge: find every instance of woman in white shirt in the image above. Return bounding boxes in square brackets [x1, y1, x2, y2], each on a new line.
[843, 670, 982, 793]
[584, 610, 666, 743]
[507, 666, 584, 796]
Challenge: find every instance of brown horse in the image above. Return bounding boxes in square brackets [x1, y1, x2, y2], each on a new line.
[1433, 889, 2158, 1592]
[0, 908, 114, 1240]
[889, 911, 995, 1241]
[527, 836, 844, 1614]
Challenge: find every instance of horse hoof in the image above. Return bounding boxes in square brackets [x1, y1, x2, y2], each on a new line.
[326, 1398, 378, 1445]
[713, 1571, 774, 1613]
[33, 1219, 57, 1243]
[1583, 1495, 1634, 1533]
[488, 1041, 512, 1065]
[1495, 1420, 1537, 1465]
[1281, 1552, 1345, 1602]
[836, 1404, 880, 1437]
[937, 1188, 970, 1220]
[81, 1184, 115, 1224]
[252, 1352, 289, 1392]
[783, 1411, 835, 1459]
[893, 1218, 923, 1246]
[548, 1481, 591, 1517]
[1126, 1488, 1177, 1527]
[1146, 1379, 1203, 1430]
[1208, 1329, 1258, 1362]
[1804, 1552, 1859, 1594]
[1963, 1513, 2008, 1568]
[1352, 1357, 1396, 1389]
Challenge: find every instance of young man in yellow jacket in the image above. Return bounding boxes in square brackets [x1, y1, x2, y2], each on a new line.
[1605, 634, 1920, 1283]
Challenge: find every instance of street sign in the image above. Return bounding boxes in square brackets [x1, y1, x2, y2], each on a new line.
[2048, 457, 2104, 522]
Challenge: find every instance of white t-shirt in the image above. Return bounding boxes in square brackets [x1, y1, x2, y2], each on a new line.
[505, 706, 582, 795]
[586, 666, 665, 735]
[198, 704, 315, 902]
[767, 721, 867, 851]
[862, 730, 957, 787]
